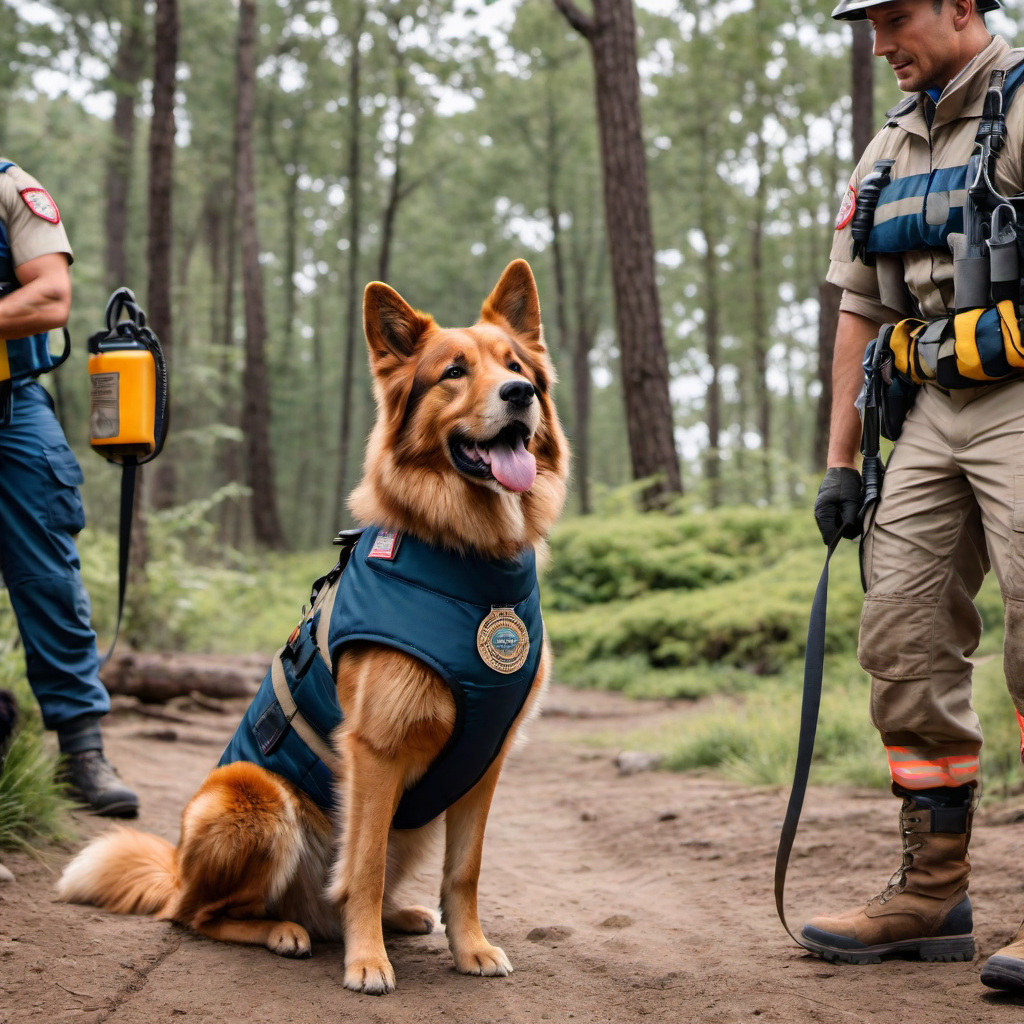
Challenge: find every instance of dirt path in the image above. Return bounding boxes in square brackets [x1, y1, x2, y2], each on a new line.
[3, 683, 1024, 1023]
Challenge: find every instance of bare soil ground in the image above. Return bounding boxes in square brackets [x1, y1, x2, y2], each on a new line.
[3, 683, 1024, 1024]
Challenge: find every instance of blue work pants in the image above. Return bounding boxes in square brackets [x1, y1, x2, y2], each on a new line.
[0, 382, 108, 729]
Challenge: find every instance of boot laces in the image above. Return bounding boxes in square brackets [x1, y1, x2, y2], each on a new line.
[875, 815, 922, 905]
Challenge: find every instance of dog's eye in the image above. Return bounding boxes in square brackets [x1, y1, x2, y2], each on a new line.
[508, 361, 522, 374]
[441, 365, 464, 380]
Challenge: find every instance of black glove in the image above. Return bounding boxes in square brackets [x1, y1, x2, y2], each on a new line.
[814, 467, 863, 544]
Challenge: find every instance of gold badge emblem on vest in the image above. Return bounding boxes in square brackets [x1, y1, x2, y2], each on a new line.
[476, 606, 530, 674]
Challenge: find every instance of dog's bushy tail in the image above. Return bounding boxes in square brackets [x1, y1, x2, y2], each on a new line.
[57, 826, 179, 917]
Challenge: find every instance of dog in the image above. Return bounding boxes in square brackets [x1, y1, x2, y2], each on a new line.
[56, 259, 569, 995]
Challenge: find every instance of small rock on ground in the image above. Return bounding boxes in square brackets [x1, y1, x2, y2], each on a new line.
[527, 926, 574, 941]
[600, 915, 634, 929]
[614, 751, 662, 775]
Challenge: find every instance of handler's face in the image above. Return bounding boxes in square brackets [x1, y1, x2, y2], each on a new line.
[868, 0, 965, 93]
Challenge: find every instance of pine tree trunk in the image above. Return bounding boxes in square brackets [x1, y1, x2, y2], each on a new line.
[572, 306, 596, 515]
[236, 0, 285, 549]
[105, 0, 145, 293]
[334, 1, 366, 528]
[552, 0, 681, 509]
[751, 130, 770, 505]
[377, 40, 407, 285]
[146, 0, 177, 511]
[750, 0, 771, 504]
[851, 21, 874, 164]
[701, 220, 722, 507]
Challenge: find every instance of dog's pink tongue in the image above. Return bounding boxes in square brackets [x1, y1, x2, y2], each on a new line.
[488, 436, 537, 492]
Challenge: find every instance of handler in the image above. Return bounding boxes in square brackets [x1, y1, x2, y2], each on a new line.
[808, 0, 1024, 990]
[0, 159, 137, 817]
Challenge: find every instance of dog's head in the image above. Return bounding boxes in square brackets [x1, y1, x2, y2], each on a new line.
[349, 260, 569, 558]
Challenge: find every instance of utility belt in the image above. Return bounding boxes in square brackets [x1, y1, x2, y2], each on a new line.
[881, 195, 1024, 395]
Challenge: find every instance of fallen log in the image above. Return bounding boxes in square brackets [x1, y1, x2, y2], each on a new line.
[99, 651, 268, 703]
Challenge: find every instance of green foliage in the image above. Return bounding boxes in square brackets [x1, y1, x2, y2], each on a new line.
[544, 506, 1024, 796]
[972, 655, 1024, 798]
[78, 522, 334, 655]
[548, 536, 864, 679]
[641, 650, 1023, 796]
[545, 506, 818, 611]
[0, 649, 75, 851]
[659, 659, 891, 790]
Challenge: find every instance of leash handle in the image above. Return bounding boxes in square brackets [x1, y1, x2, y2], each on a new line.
[774, 533, 841, 947]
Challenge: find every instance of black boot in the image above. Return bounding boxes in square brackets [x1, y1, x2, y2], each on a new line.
[62, 750, 139, 818]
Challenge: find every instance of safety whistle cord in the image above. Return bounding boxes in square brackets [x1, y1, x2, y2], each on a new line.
[774, 531, 841, 948]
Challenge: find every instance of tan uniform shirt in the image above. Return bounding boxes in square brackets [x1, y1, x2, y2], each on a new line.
[828, 35, 1024, 324]
[0, 161, 73, 270]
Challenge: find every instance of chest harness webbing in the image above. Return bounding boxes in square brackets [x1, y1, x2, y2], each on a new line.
[859, 59, 1024, 400]
[0, 161, 71, 425]
[776, 59, 1024, 951]
[219, 527, 543, 830]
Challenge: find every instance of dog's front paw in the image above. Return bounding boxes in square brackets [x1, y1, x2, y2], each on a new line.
[452, 943, 513, 977]
[267, 921, 312, 958]
[344, 955, 396, 995]
[383, 904, 437, 934]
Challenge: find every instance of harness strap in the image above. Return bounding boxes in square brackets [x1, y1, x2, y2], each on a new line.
[314, 580, 338, 663]
[269, 649, 341, 771]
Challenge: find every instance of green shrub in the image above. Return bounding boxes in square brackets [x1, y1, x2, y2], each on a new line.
[547, 542, 864, 681]
[0, 648, 75, 851]
[545, 507, 816, 611]
[630, 658, 892, 789]
[78, 525, 335, 655]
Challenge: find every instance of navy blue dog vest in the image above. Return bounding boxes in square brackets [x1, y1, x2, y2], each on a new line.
[218, 527, 543, 829]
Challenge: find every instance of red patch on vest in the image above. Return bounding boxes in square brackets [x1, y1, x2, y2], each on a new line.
[19, 187, 60, 224]
[835, 186, 856, 230]
[367, 529, 401, 560]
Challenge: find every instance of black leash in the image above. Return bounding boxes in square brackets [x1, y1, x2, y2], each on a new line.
[99, 459, 137, 667]
[773, 531, 841, 947]
[776, 338, 887, 945]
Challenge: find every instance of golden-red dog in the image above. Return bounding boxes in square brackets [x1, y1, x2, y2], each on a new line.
[57, 259, 568, 994]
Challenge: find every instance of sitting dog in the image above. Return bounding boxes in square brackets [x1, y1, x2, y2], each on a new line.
[57, 259, 569, 995]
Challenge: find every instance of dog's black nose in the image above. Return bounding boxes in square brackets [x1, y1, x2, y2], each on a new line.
[499, 380, 535, 408]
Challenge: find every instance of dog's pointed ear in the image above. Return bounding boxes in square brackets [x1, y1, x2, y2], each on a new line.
[480, 259, 543, 346]
[364, 282, 433, 368]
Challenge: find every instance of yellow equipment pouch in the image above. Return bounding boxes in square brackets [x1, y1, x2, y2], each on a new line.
[888, 300, 1024, 388]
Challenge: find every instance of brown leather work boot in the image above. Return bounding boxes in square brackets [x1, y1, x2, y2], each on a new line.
[800, 786, 974, 964]
[980, 921, 1024, 991]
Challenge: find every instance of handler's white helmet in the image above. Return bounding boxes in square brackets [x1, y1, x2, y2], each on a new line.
[832, 0, 1000, 19]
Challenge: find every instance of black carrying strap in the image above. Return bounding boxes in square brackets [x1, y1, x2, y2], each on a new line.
[774, 532, 842, 946]
[99, 459, 137, 667]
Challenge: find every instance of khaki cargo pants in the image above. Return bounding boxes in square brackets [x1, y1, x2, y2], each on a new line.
[860, 380, 1024, 790]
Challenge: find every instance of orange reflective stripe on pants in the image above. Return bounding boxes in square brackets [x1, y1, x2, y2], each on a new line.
[886, 747, 981, 789]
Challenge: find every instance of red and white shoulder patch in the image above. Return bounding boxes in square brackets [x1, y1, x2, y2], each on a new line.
[19, 187, 60, 224]
[835, 185, 856, 231]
